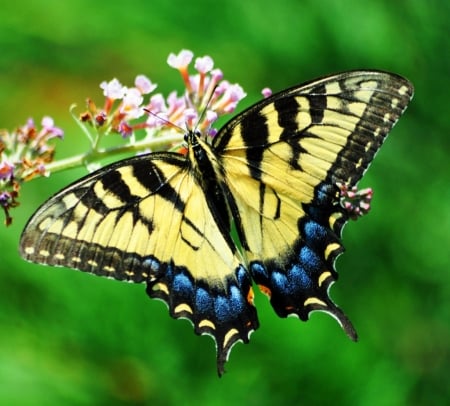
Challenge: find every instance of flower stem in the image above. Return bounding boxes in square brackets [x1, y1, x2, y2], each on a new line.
[44, 132, 184, 174]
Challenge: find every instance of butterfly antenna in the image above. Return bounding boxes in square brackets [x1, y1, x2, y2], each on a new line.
[188, 84, 218, 140]
[143, 108, 186, 134]
[200, 84, 218, 123]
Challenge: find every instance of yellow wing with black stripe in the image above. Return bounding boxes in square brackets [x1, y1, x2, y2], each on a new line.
[214, 70, 413, 333]
[20, 153, 258, 373]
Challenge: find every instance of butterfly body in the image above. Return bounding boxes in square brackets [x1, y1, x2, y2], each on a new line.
[20, 70, 413, 375]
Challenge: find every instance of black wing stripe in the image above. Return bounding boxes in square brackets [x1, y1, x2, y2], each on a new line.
[306, 83, 327, 124]
[241, 111, 269, 180]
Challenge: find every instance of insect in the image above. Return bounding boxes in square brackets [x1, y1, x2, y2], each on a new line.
[20, 70, 414, 375]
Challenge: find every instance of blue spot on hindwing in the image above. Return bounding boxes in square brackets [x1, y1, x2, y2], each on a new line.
[172, 272, 194, 299]
[142, 256, 160, 275]
[250, 261, 268, 280]
[146, 260, 259, 376]
[229, 285, 245, 313]
[299, 245, 321, 273]
[195, 286, 214, 314]
[303, 220, 328, 243]
[287, 264, 312, 289]
[235, 264, 250, 286]
[212, 285, 247, 323]
[315, 183, 335, 205]
[215, 295, 232, 322]
[271, 270, 291, 294]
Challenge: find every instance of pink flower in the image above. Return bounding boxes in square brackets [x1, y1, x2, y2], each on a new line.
[183, 108, 198, 129]
[168, 50, 194, 92]
[338, 182, 373, 220]
[100, 78, 126, 99]
[41, 116, 64, 139]
[121, 88, 144, 119]
[135, 75, 157, 94]
[212, 83, 246, 114]
[167, 50, 194, 70]
[118, 121, 133, 138]
[198, 110, 218, 134]
[147, 93, 167, 113]
[262, 87, 273, 98]
[0, 161, 15, 181]
[92, 50, 248, 143]
[211, 69, 223, 82]
[194, 56, 214, 73]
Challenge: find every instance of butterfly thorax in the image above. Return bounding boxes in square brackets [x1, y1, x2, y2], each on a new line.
[184, 130, 221, 182]
[185, 130, 234, 237]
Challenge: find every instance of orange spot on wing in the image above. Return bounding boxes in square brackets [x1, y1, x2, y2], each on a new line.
[175, 145, 189, 155]
[258, 284, 272, 298]
[247, 287, 255, 305]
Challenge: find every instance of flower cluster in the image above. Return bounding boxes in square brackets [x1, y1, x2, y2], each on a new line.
[161, 50, 246, 138]
[338, 182, 373, 220]
[0, 117, 63, 225]
[81, 75, 157, 139]
[81, 49, 247, 145]
[0, 50, 248, 225]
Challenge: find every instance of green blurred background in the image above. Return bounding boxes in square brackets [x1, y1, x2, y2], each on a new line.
[1, 0, 448, 405]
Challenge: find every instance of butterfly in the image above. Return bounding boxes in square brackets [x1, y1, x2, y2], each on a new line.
[20, 70, 414, 375]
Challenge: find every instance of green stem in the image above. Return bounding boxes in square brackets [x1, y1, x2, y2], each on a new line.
[44, 132, 184, 174]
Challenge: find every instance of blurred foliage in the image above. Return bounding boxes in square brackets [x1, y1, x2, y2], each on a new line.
[0, 0, 448, 405]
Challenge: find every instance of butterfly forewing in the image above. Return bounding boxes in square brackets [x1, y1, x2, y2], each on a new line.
[22, 154, 185, 279]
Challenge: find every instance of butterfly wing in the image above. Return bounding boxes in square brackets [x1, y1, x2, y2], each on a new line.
[20, 152, 258, 374]
[214, 70, 414, 335]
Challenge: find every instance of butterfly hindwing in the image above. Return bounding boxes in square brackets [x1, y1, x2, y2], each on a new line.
[20, 153, 258, 374]
[215, 70, 413, 334]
